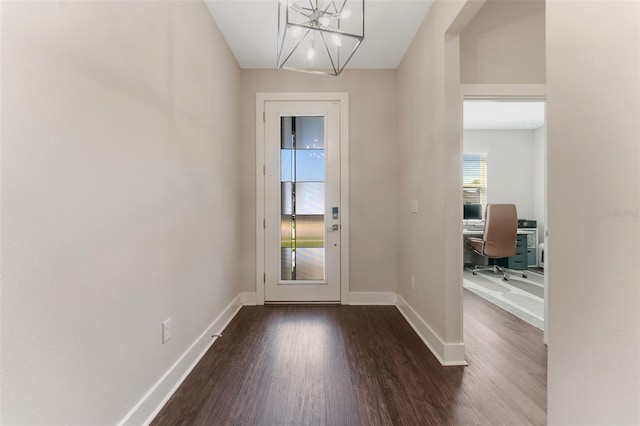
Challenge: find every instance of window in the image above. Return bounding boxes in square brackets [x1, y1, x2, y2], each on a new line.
[463, 153, 487, 206]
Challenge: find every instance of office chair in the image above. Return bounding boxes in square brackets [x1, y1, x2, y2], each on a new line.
[468, 203, 525, 281]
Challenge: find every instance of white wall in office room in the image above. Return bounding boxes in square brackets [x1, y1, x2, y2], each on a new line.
[532, 125, 546, 244]
[463, 130, 535, 219]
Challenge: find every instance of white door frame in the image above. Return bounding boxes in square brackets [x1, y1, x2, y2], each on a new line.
[255, 92, 349, 305]
[461, 83, 548, 344]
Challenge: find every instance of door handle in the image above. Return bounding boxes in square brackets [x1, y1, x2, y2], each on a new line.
[327, 224, 340, 232]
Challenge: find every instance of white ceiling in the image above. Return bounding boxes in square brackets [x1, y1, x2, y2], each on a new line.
[204, 3, 546, 130]
[205, 0, 434, 69]
[464, 101, 546, 130]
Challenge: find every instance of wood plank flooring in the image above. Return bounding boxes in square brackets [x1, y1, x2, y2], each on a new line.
[151, 290, 546, 425]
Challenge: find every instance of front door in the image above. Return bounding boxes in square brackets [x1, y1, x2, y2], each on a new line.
[264, 101, 341, 302]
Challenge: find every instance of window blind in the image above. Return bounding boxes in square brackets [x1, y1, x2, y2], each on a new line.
[463, 153, 487, 206]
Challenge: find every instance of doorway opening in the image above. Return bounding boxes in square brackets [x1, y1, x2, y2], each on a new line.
[461, 98, 547, 334]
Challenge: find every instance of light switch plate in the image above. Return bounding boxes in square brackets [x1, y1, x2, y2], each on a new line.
[410, 199, 419, 214]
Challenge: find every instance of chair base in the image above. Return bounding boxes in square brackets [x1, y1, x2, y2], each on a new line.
[472, 264, 510, 281]
[472, 264, 528, 281]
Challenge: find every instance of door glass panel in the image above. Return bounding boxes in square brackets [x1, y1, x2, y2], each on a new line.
[295, 183, 324, 215]
[294, 249, 325, 280]
[281, 150, 293, 182]
[280, 116, 325, 281]
[296, 116, 324, 149]
[295, 150, 325, 182]
[281, 182, 293, 215]
[281, 248, 293, 281]
[295, 215, 324, 248]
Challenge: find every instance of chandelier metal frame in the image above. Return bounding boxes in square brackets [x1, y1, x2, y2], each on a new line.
[277, 0, 365, 76]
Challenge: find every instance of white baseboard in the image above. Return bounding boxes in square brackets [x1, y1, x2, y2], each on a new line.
[118, 293, 245, 426]
[118, 290, 465, 425]
[395, 295, 467, 366]
[347, 291, 397, 305]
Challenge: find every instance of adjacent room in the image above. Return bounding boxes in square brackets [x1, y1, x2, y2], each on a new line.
[462, 99, 547, 330]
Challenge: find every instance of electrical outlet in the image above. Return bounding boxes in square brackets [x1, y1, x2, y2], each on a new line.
[410, 275, 416, 291]
[162, 318, 172, 344]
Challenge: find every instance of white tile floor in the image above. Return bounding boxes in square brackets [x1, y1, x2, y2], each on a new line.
[463, 267, 545, 329]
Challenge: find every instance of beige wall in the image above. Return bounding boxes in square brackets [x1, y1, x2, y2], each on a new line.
[1, 1, 241, 424]
[546, 1, 640, 424]
[461, 0, 546, 84]
[239, 69, 398, 295]
[396, 0, 547, 362]
[396, 0, 474, 355]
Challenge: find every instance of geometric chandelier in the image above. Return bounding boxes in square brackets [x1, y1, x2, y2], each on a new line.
[277, 0, 365, 76]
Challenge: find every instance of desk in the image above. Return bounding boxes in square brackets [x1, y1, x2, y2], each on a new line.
[462, 229, 485, 265]
[463, 228, 536, 268]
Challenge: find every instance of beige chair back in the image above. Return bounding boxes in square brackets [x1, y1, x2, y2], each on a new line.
[482, 204, 518, 258]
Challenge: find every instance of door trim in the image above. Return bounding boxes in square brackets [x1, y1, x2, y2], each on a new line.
[461, 84, 548, 344]
[256, 92, 350, 305]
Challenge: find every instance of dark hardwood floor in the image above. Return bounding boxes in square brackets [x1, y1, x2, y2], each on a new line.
[152, 290, 546, 425]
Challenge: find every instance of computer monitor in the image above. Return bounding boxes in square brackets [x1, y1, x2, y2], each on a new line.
[463, 203, 483, 220]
